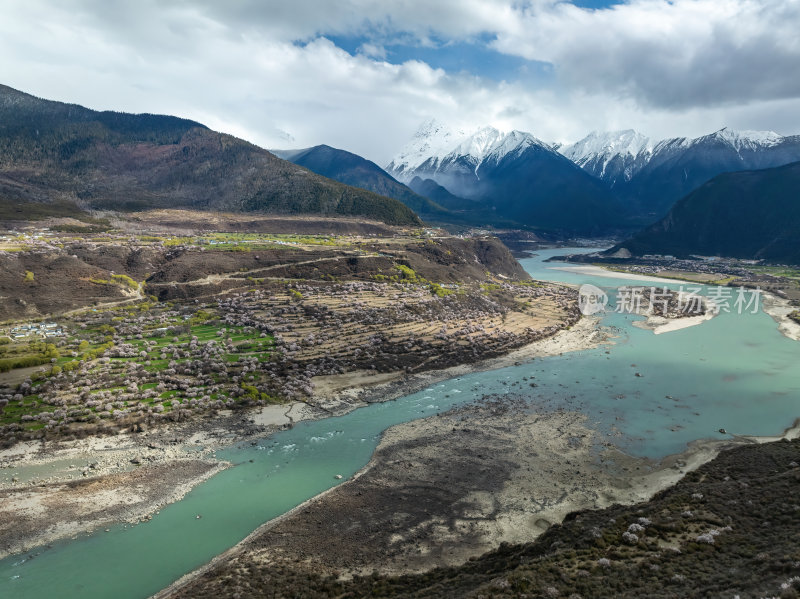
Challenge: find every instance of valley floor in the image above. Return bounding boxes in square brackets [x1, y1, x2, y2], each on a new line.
[166, 428, 800, 599]
[0, 316, 603, 560]
[0, 219, 767, 598]
[0, 214, 593, 560]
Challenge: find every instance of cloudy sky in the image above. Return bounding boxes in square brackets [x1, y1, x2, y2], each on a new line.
[1, 0, 799, 163]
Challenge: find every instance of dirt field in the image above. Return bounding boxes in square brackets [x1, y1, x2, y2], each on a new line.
[115, 209, 401, 236]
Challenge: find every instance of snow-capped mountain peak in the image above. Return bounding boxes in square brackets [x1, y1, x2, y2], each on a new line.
[385, 120, 566, 198]
[385, 118, 473, 176]
[386, 120, 550, 182]
[560, 130, 654, 164]
[446, 127, 546, 165]
[558, 130, 654, 182]
[704, 127, 783, 151]
[449, 126, 504, 163]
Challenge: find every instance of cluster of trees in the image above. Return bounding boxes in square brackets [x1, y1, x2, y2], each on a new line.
[0, 341, 59, 373]
[0, 276, 578, 445]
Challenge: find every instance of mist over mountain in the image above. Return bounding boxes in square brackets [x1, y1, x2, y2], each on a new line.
[407, 176, 467, 210]
[0, 84, 421, 226]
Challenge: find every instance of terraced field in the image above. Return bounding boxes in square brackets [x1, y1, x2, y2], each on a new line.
[0, 218, 577, 447]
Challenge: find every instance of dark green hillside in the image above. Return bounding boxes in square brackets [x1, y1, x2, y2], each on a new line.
[486, 144, 625, 235]
[612, 161, 800, 264]
[276, 144, 447, 217]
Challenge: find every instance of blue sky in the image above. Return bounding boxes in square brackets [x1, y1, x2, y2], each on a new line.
[571, 0, 620, 8]
[326, 33, 555, 85]
[0, 1, 797, 163]
[328, 1, 623, 84]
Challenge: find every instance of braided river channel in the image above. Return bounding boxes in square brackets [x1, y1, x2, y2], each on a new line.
[2, 248, 799, 598]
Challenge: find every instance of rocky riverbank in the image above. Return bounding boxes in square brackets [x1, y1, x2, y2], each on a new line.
[164, 399, 799, 599]
[0, 460, 225, 559]
[168, 433, 800, 599]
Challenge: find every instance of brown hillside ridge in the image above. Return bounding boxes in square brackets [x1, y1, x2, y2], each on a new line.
[0, 84, 420, 226]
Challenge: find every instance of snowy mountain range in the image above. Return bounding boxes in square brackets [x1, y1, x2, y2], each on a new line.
[387, 122, 574, 196]
[387, 122, 552, 191]
[561, 127, 798, 181]
[386, 121, 622, 234]
[558, 130, 655, 186]
[387, 122, 800, 225]
[613, 128, 800, 218]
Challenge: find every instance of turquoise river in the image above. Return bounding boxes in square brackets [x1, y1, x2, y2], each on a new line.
[2, 248, 799, 598]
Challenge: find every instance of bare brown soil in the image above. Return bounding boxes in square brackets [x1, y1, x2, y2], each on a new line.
[0, 247, 143, 321]
[184, 398, 627, 579]
[0, 216, 528, 319]
[166, 436, 800, 599]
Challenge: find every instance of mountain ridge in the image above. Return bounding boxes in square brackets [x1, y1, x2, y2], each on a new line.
[389, 120, 800, 228]
[560, 126, 800, 220]
[559, 129, 655, 186]
[271, 143, 447, 217]
[0, 84, 422, 226]
[610, 160, 800, 264]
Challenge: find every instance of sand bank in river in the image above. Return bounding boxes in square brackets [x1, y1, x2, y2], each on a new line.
[547, 264, 679, 284]
[571, 263, 796, 342]
[632, 310, 716, 334]
[761, 291, 800, 341]
[0, 460, 226, 560]
[0, 403, 321, 559]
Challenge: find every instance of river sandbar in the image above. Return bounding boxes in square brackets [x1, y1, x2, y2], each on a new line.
[761, 291, 800, 341]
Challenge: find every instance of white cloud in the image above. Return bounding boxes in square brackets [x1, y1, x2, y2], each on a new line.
[0, 1, 797, 165]
[491, 0, 800, 109]
[357, 43, 387, 59]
